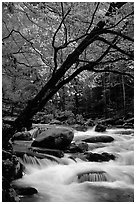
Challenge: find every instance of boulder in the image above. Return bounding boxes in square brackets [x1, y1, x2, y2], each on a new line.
[95, 124, 106, 132]
[82, 135, 114, 143]
[31, 127, 74, 150]
[29, 147, 64, 158]
[2, 123, 14, 151]
[65, 142, 88, 153]
[2, 153, 23, 181]
[85, 152, 115, 162]
[11, 131, 32, 141]
[72, 124, 87, 131]
[28, 127, 40, 139]
[14, 186, 38, 196]
[2, 177, 20, 202]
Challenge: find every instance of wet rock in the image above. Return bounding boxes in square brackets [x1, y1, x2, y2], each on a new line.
[72, 124, 87, 131]
[65, 142, 88, 153]
[84, 152, 115, 162]
[101, 152, 116, 160]
[14, 186, 38, 195]
[2, 123, 14, 151]
[82, 135, 114, 143]
[95, 124, 106, 132]
[11, 131, 32, 141]
[28, 127, 40, 139]
[29, 147, 64, 158]
[2, 177, 20, 202]
[2, 154, 23, 181]
[31, 127, 74, 150]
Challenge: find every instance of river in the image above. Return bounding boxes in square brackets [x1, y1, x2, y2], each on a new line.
[14, 127, 134, 202]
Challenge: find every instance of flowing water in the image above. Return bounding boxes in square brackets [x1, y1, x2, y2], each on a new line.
[14, 127, 134, 202]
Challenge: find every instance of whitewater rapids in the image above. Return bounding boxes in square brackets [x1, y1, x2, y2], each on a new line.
[13, 127, 134, 202]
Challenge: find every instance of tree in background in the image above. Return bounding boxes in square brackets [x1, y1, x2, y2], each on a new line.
[2, 2, 134, 130]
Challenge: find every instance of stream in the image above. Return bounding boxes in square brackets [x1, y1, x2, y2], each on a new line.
[14, 127, 134, 202]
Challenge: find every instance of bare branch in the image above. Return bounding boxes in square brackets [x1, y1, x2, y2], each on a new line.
[97, 36, 134, 59]
[52, 8, 71, 49]
[59, 33, 88, 49]
[95, 36, 119, 64]
[51, 7, 71, 75]
[9, 29, 46, 64]
[2, 28, 14, 41]
[106, 11, 134, 30]
[92, 67, 134, 79]
[79, 57, 131, 68]
[3, 21, 30, 65]
[15, 6, 47, 31]
[102, 29, 134, 42]
[78, 35, 119, 66]
[86, 2, 100, 33]
[61, 2, 68, 46]
[99, 57, 132, 65]
[16, 61, 44, 68]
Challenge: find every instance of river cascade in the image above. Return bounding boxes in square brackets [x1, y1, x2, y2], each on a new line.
[13, 127, 134, 202]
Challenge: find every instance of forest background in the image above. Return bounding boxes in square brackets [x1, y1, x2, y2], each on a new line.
[2, 2, 134, 130]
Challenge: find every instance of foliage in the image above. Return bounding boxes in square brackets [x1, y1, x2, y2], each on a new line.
[2, 2, 134, 129]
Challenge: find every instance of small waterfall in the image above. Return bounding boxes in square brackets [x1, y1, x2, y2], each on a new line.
[78, 171, 112, 183]
[21, 153, 61, 166]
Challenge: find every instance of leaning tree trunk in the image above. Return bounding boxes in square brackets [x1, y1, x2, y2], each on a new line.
[14, 24, 106, 131]
[13, 2, 127, 131]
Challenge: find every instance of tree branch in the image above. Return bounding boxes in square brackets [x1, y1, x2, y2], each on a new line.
[95, 36, 119, 64]
[99, 57, 132, 65]
[92, 67, 134, 79]
[86, 2, 100, 33]
[2, 28, 14, 41]
[52, 8, 71, 49]
[6, 28, 46, 64]
[61, 2, 68, 46]
[3, 21, 30, 65]
[51, 7, 71, 75]
[97, 36, 134, 59]
[102, 29, 134, 42]
[106, 11, 134, 30]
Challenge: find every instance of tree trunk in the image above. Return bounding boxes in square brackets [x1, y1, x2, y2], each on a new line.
[122, 75, 126, 115]
[13, 2, 127, 130]
[13, 24, 106, 130]
[102, 73, 107, 118]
